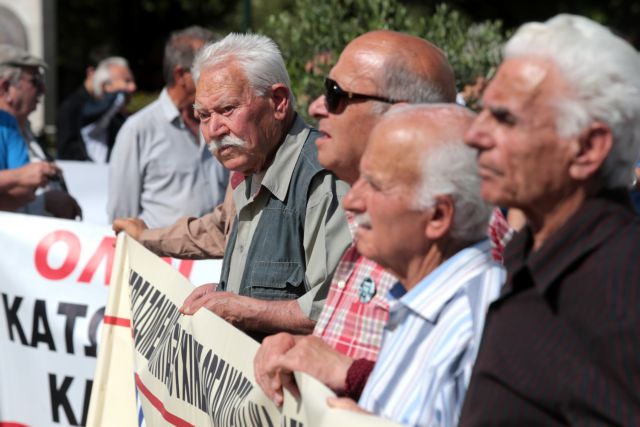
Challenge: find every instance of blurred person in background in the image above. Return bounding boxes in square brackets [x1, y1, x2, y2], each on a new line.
[107, 26, 228, 228]
[56, 44, 112, 160]
[79, 56, 136, 163]
[0, 44, 81, 219]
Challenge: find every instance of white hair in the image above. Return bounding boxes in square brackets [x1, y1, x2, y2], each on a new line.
[192, 33, 294, 104]
[504, 14, 640, 189]
[416, 140, 492, 242]
[388, 104, 492, 242]
[0, 65, 21, 86]
[92, 56, 130, 97]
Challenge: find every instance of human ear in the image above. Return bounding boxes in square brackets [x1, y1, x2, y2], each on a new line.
[425, 196, 454, 241]
[270, 84, 290, 120]
[569, 121, 613, 181]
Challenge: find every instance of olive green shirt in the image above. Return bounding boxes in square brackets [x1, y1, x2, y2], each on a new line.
[226, 116, 351, 320]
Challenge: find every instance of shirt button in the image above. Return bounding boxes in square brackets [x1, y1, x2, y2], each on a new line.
[337, 280, 346, 289]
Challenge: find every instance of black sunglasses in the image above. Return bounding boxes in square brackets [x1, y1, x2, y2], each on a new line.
[324, 77, 397, 113]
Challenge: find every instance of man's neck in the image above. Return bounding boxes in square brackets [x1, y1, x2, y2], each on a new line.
[399, 239, 465, 291]
[254, 111, 296, 174]
[167, 85, 199, 138]
[0, 104, 16, 118]
[524, 186, 589, 251]
[166, 84, 188, 110]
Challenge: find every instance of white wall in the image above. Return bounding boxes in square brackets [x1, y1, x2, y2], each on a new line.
[0, 0, 48, 133]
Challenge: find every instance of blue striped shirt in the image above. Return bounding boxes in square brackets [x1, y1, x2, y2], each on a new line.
[358, 239, 505, 427]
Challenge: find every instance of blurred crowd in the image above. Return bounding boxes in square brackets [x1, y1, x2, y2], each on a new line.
[2, 14, 640, 427]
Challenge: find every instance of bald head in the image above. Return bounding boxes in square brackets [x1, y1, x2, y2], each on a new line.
[310, 30, 457, 185]
[368, 104, 491, 242]
[375, 104, 475, 156]
[345, 30, 457, 103]
[345, 103, 490, 279]
[366, 104, 475, 194]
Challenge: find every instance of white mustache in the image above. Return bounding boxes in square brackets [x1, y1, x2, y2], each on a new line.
[207, 134, 247, 155]
[353, 213, 371, 229]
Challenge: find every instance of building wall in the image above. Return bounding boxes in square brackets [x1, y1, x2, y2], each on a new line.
[0, 0, 55, 135]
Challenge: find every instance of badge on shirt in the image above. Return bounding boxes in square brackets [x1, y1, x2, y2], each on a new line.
[358, 277, 376, 304]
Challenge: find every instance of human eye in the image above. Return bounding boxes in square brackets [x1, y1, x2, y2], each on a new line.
[490, 107, 517, 126]
[193, 105, 211, 122]
[363, 176, 382, 193]
[219, 105, 237, 116]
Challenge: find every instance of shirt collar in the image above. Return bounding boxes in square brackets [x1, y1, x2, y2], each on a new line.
[0, 109, 18, 126]
[158, 88, 181, 124]
[503, 189, 635, 297]
[393, 239, 494, 323]
[252, 114, 308, 202]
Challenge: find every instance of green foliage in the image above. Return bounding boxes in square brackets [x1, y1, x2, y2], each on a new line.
[127, 91, 160, 114]
[261, 0, 507, 119]
[420, 5, 506, 89]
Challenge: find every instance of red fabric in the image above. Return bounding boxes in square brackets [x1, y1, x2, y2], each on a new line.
[230, 172, 245, 189]
[342, 358, 376, 401]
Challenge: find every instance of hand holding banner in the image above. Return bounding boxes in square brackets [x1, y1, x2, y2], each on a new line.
[89, 234, 399, 427]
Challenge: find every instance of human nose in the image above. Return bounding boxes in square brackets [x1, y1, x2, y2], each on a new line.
[465, 110, 494, 150]
[308, 95, 328, 119]
[343, 178, 367, 214]
[202, 113, 229, 141]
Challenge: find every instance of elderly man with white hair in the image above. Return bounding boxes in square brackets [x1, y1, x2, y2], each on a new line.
[255, 104, 505, 427]
[79, 56, 136, 162]
[458, 14, 640, 425]
[172, 34, 351, 339]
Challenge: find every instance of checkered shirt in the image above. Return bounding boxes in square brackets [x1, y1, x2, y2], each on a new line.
[313, 242, 397, 361]
[313, 208, 511, 362]
[488, 208, 513, 263]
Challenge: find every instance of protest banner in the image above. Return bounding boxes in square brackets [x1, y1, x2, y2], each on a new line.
[89, 234, 400, 427]
[56, 161, 109, 226]
[0, 212, 221, 427]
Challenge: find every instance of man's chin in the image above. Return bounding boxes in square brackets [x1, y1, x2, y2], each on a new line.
[480, 185, 511, 207]
[355, 238, 377, 262]
[221, 156, 252, 174]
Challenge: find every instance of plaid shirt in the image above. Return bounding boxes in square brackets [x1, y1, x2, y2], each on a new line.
[313, 208, 511, 362]
[488, 208, 513, 263]
[313, 241, 398, 361]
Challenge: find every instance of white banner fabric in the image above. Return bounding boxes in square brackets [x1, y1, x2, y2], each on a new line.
[88, 234, 400, 427]
[0, 212, 221, 427]
[56, 161, 109, 226]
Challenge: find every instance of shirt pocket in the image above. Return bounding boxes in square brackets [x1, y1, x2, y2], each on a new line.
[248, 261, 305, 300]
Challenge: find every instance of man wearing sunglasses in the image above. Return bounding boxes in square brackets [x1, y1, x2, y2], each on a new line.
[254, 29, 460, 400]
[254, 29, 512, 416]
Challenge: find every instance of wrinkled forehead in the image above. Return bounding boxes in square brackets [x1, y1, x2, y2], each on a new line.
[364, 119, 428, 184]
[331, 43, 384, 90]
[196, 62, 251, 101]
[484, 57, 563, 109]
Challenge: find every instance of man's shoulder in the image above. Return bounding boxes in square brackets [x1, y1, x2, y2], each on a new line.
[117, 98, 164, 134]
[588, 211, 640, 262]
[307, 172, 349, 202]
[126, 97, 164, 123]
[568, 195, 639, 263]
[300, 127, 322, 160]
[59, 86, 91, 113]
[0, 110, 17, 129]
